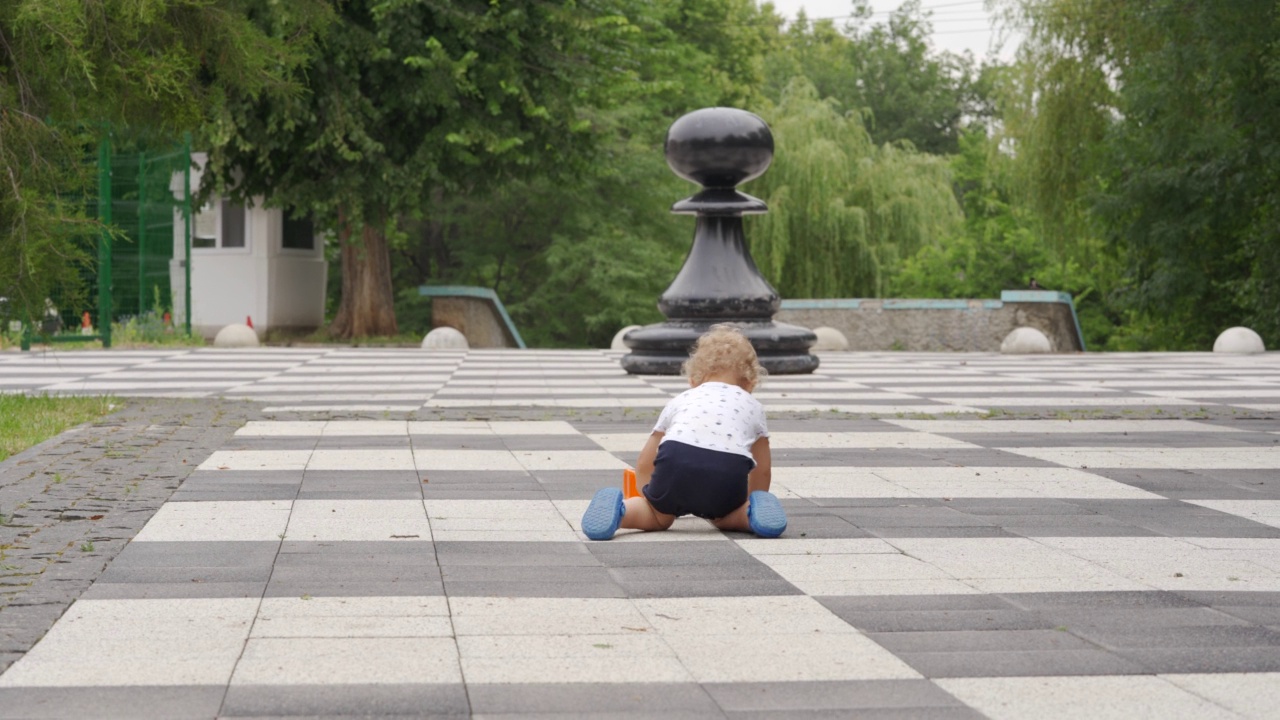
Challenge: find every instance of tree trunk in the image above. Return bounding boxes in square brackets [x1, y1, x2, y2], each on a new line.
[329, 212, 398, 339]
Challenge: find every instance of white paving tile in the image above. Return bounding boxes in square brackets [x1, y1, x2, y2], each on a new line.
[414, 449, 526, 472]
[235, 421, 327, 437]
[769, 432, 982, 449]
[0, 598, 258, 687]
[306, 448, 416, 471]
[1184, 499, 1280, 530]
[996, 446, 1280, 469]
[198, 450, 312, 471]
[1160, 673, 1280, 720]
[1037, 536, 1280, 591]
[230, 637, 462, 685]
[661, 633, 919, 682]
[457, 633, 688, 684]
[935, 676, 1243, 720]
[884, 419, 1242, 434]
[513, 450, 630, 471]
[133, 500, 292, 542]
[322, 420, 410, 436]
[286, 500, 431, 542]
[425, 499, 577, 542]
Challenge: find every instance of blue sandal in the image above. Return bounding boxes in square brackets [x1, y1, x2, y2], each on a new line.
[747, 490, 787, 538]
[582, 487, 625, 540]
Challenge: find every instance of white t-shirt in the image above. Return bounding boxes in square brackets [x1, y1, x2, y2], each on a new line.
[653, 382, 769, 464]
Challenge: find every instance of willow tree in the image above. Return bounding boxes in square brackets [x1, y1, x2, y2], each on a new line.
[748, 78, 961, 299]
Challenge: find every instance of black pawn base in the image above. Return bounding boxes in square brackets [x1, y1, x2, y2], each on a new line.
[621, 320, 819, 375]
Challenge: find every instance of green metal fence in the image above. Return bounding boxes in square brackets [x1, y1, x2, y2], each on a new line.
[21, 130, 193, 350]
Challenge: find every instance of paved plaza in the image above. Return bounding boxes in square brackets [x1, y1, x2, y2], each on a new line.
[1, 348, 1279, 718]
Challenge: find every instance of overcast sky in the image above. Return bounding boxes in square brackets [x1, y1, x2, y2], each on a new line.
[765, 0, 1021, 62]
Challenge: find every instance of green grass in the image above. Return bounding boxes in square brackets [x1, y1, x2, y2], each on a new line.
[0, 395, 119, 462]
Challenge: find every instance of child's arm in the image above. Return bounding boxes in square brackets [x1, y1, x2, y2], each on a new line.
[636, 431, 663, 490]
[747, 436, 771, 494]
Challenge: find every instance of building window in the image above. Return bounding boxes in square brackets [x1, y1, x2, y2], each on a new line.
[192, 198, 247, 250]
[282, 212, 315, 250]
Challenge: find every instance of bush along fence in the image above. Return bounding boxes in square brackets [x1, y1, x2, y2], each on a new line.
[18, 130, 194, 350]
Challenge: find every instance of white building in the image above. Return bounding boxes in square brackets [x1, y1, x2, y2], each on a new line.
[170, 154, 327, 339]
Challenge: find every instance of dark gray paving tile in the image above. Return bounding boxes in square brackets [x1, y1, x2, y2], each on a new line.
[1173, 591, 1280, 607]
[410, 434, 507, 450]
[705, 679, 967, 712]
[224, 437, 319, 451]
[1202, 606, 1280, 625]
[617, 578, 803, 598]
[221, 682, 470, 717]
[422, 470, 534, 485]
[1001, 590, 1205, 610]
[870, 527, 1021, 539]
[182, 470, 306, 483]
[79, 581, 265, 599]
[278, 540, 435, 556]
[726, 708, 986, 720]
[468, 682, 718, 716]
[587, 541, 765, 568]
[442, 579, 625, 597]
[832, 507, 996, 528]
[96, 565, 273, 584]
[435, 541, 596, 566]
[107, 541, 278, 567]
[421, 488, 548, 500]
[313, 435, 411, 449]
[869, 629, 1096, 654]
[0, 685, 225, 719]
[1036, 607, 1251, 631]
[268, 564, 440, 585]
[897, 648, 1146, 678]
[771, 514, 869, 539]
[1070, 624, 1280, 649]
[824, 594, 1019, 612]
[169, 487, 299, 502]
[264, 579, 444, 597]
[441, 565, 616, 584]
[302, 470, 421, 486]
[501, 435, 607, 451]
[820, 595, 1050, 633]
[1110, 646, 1280, 673]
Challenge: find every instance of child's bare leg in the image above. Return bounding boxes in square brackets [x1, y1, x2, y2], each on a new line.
[621, 496, 675, 531]
[710, 501, 751, 533]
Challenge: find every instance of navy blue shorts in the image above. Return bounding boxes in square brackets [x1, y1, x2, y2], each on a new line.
[643, 440, 752, 519]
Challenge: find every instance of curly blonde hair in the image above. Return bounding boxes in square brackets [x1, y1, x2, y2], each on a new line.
[682, 324, 767, 391]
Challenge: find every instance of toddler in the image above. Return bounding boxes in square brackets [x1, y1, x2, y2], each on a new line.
[582, 325, 787, 540]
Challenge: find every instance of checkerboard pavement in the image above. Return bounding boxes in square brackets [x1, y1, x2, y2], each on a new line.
[1, 348, 1279, 718]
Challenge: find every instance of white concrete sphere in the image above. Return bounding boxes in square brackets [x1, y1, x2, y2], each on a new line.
[422, 326, 468, 350]
[213, 323, 259, 348]
[1001, 326, 1052, 354]
[611, 325, 641, 351]
[1213, 326, 1265, 353]
[811, 326, 849, 352]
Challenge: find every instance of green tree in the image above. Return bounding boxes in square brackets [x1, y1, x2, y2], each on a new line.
[0, 0, 326, 325]
[748, 78, 961, 299]
[763, 0, 987, 155]
[391, 0, 780, 347]
[207, 0, 648, 339]
[998, 0, 1280, 349]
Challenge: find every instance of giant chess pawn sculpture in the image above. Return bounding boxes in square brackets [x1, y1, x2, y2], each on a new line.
[620, 107, 819, 375]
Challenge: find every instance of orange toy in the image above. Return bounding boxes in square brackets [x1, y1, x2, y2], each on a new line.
[622, 468, 640, 499]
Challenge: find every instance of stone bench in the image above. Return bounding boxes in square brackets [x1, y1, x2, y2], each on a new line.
[417, 285, 525, 349]
[776, 290, 1086, 352]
